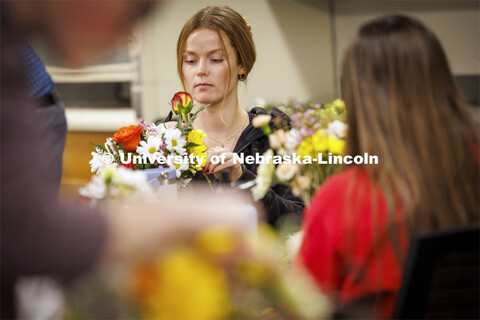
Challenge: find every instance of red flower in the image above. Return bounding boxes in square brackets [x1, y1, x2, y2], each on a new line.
[122, 158, 134, 169]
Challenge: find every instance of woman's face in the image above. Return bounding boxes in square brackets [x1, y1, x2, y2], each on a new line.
[181, 28, 244, 105]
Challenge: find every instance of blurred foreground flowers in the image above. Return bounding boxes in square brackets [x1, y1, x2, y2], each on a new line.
[79, 166, 154, 201]
[63, 226, 332, 319]
[252, 97, 347, 204]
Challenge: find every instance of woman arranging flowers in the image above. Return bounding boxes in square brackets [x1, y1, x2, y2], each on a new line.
[166, 6, 304, 225]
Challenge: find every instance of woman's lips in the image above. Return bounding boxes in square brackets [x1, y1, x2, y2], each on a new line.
[195, 83, 213, 89]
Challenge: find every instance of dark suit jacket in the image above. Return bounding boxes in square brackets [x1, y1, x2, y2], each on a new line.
[1, 11, 106, 319]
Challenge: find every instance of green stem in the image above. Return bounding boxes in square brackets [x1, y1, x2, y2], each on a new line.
[202, 172, 214, 192]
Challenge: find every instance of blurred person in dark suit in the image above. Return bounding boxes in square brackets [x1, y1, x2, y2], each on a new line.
[1, 1, 253, 318]
[21, 40, 66, 198]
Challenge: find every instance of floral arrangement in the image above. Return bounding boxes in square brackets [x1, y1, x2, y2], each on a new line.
[63, 226, 332, 319]
[79, 166, 154, 201]
[252, 98, 347, 204]
[88, 92, 208, 187]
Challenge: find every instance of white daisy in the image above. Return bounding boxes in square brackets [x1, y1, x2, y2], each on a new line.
[80, 166, 153, 199]
[164, 128, 187, 155]
[278, 129, 301, 156]
[89, 149, 106, 174]
[155, 123, 168, 135]
[110, 167, 153, 197]
[167, 156, 189, 178]
[325, 120, 347, 139]
[136, 135, 162, 157]
[79, 174, 107, 199]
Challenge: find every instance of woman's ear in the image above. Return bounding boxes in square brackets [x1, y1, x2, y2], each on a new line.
[238, 66, 246, 81]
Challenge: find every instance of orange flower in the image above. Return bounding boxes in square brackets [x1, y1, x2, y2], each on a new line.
[113, 125, 143, 151]
[130, 261, 159, 300]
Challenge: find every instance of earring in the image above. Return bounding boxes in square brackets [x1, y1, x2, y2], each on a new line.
[238, 74, 246, 81]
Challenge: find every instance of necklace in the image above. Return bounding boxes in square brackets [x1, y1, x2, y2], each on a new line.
[205, 112, 249, 148]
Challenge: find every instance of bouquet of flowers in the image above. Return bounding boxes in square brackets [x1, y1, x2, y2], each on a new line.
[63, 225, 332, 319]
[251, 98, 347, 204]
[87, 92, 208, 189]
[79, 165, 154, 201]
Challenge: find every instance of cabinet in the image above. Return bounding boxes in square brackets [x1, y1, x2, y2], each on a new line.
[45, 41, 141, 132]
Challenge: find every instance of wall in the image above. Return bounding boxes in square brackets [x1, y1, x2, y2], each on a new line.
[332, 0, 480, 88]
[138, 0, 336, 122]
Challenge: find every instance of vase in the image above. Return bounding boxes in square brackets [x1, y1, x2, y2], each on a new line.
[141, 167, 176, 190]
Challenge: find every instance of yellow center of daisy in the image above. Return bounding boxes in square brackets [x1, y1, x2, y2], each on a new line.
[172, 139, 177, 147]
[149, 147, 156, 154]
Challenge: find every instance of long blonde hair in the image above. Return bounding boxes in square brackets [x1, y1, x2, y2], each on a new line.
[341, 15, 479, 233]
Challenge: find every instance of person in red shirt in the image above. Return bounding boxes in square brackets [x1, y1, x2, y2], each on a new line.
[297, 14, 479, 319]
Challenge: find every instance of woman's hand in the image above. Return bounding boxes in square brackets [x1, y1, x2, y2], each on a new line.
[102, 187, 254, 262]
[164, 121, 177, 129]
[204, 146, 243, 182]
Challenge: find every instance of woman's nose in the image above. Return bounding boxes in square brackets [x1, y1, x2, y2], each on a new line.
[196, 60, 208, 77]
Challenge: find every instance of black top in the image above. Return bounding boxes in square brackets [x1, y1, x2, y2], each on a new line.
[165, 107, 305, 225]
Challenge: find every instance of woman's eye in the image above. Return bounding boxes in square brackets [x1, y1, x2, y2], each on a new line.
[211, 59, 224, 63]
[184, 59, 196, 64]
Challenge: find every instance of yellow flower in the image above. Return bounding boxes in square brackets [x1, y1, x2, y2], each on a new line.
[311, 130, 329, 153]
[330, 98, 345, 113]
[138, 249, 230, 319]
[297, 131, 345, 158]
[100, 166, 117, 185]
[195, 227, 236, 257]
[296, 136, 316, 158]
[187, 129, 207, 172]
[327, 134, 346, 155]
[238, 225, 283, 287]
[238, 260, 272, 287]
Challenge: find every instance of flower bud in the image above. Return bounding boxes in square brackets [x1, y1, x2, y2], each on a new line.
[252, 114, 271, 128]
[171, 91, 193, 115]
[275, 163, 298, 181]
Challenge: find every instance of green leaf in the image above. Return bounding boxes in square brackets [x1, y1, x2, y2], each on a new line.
[89, 142, 107, 152]
[261, 126, 271, 136]
[185, 142, 200, 149]
[188, 104, 209, 124]
[177, 115, 182, 128]
[144, 163, 155, 169]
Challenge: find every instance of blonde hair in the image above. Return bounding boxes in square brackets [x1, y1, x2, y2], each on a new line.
[176, 6, 256, 92]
